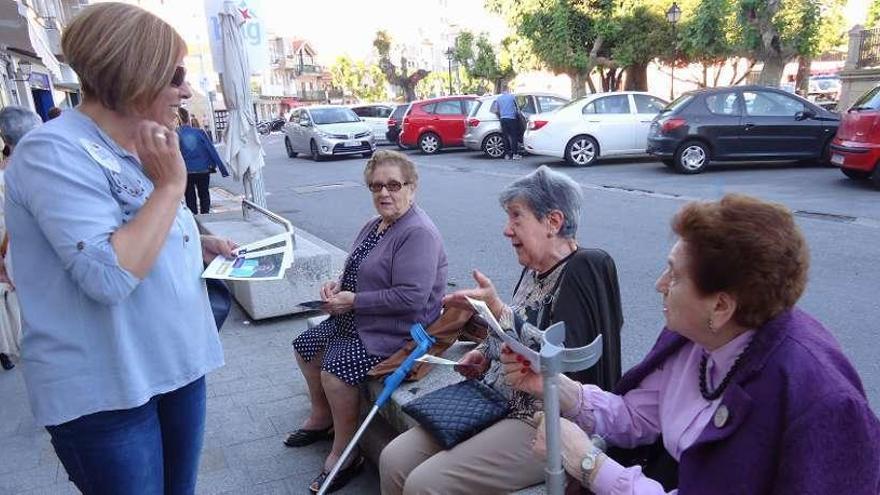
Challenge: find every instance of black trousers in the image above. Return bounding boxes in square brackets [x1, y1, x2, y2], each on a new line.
[500, 118, 520, 158]
[185, 172, 211, 214]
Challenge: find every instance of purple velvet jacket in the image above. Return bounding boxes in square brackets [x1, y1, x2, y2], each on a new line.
[350, 205, 447, 357]
[614, 308, 880, 494]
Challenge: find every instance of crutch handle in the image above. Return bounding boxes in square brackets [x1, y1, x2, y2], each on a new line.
[376, 323, 434, 407]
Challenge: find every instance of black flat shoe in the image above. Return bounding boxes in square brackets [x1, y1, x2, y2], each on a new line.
[0, 353, 13, 371]
[308, 453, 365, 494]
[283, 425, 333, 447]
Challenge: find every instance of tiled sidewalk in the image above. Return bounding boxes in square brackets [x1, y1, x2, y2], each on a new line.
[0, 304, 379, 494]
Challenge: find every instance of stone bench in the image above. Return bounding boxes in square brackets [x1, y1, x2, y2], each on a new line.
[305, 316, 546, 494]
[196, 211, 346, 320]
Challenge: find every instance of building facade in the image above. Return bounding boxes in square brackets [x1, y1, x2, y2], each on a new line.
[0, 0, 85, 121]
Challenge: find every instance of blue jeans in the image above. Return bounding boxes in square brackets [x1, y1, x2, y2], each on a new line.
[46, 376, 207, 495]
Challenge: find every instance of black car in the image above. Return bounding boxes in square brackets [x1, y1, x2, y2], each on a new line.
[385, 103, 410, 148]
[646, 85, 840, 174]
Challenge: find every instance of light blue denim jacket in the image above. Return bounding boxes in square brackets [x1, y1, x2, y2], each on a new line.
[5, 109, 224, 426]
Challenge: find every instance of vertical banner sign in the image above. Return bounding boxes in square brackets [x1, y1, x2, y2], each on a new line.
[204, 0, 269, 74]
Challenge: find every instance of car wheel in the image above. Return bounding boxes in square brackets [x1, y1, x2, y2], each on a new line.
[871, 164, 880, 190]
[841, 168, 870, 180]
[482, 133, 505, 158]
[310, 140, 324, 162]
[565, 135, 598, 166]
[661, 159, 675, 169]
[285, 138, 297, 158]
[419, 132, 441, 154]
[674, 141, 710, 174]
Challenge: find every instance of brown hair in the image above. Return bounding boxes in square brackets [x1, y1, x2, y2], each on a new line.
[61, 2, 186, 113]
[363, 150, 419, 185]
[672, 194, 809, 328]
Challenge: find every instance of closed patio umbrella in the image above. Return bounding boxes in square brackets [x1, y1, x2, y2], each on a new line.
[218, 0, 266, 207]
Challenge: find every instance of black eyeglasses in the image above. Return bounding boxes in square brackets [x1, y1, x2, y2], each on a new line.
[367, 181, 409, 193]
[170, 66, 186, 88]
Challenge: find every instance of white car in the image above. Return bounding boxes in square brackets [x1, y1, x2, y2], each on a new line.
[351, 103, 395, 143]
[283, 106, 376, 161]
[523, 91, 668, 166]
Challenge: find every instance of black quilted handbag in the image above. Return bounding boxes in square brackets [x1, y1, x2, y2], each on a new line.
[402, 379, 511, 449]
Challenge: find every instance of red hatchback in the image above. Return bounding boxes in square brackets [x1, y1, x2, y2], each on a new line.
[399, 95, 477, 154]
[831, 85, 880, 188]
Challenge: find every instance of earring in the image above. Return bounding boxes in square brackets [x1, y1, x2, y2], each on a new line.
[707, 316, 715, 333]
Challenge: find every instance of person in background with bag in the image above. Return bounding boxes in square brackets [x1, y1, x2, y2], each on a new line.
[0, 106, 41, 371]
[4, 4, 236, 493]
[177, 107, 228, 215]
[490, 87, 523, 160]
[380, 165, 623, 494]
[287, 150, 447, 493]
[504, 194, 880, 494]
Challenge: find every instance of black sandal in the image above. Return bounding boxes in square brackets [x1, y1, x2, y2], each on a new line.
[308, 453, 365, 493]
[282, 425, 333, 447]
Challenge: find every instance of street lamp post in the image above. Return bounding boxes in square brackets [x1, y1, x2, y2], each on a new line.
[445, 48, 454, 95]
[666, 2, 681, 101]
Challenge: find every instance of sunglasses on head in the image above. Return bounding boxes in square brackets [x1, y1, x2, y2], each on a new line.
[367, 181, 409, 193]
[170, 66, 186, 88]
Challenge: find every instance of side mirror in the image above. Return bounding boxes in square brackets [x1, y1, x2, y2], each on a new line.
[795, 110, 815, 121]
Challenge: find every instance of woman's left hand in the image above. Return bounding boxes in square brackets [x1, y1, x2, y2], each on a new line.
[201, 235, 238, 264]
[324, 291, 355, 315]
[533, 412, 592, 470]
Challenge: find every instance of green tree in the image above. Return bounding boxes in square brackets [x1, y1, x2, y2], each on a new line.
[415, 71, 451, 99]
[453, 31, 517, 93]
[487, 0, 612, 97]
[606, 1, 672, 91]
[329, 56, 388, 102]
[677, 0, 753, 87]
[870, 0, 880, 28]
[373, 30, 429, 102]
[739, 0, 845, 87]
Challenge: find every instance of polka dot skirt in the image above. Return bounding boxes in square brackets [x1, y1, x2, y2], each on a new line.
[293, 222, 388, 386]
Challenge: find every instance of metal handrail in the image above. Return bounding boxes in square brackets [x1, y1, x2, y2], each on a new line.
[241, 199, 296, 248]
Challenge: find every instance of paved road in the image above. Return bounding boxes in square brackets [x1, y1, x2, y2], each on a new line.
[220, 133, 880, 410]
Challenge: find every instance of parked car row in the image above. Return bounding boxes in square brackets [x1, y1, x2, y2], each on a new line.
[280, 83, 880, 190]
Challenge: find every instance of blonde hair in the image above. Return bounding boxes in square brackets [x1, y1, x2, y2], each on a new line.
[61, 2, 186, 113]
[363, 150, 419, 185]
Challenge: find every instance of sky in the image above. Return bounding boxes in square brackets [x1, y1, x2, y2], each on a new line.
[259, 0, 508, 64]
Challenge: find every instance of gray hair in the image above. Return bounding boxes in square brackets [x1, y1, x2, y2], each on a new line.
[499, 165, 583, 239]
[0, 106, 42, 146]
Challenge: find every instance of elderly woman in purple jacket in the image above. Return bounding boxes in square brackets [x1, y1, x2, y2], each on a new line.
[287, 150, 447, 493]
[503, 194, 880, 494]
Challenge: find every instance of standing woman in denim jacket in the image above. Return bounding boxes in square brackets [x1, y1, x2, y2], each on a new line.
[177, 107, 228, 214]
[4, 3, 235, 494]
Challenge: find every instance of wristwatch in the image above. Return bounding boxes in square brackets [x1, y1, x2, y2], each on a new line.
[579, 444, 604, 488]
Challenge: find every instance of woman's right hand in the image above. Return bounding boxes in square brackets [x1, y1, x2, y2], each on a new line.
[320, 281, 340, 301]
[454, 349, 489, 379]
[442, 269, 506, 319]
[500, 344, 544, 397]
[136, 121, 186, 195]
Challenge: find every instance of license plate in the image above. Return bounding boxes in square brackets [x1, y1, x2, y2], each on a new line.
[831, 153, 844, 166]
[345, 140, 361, 147]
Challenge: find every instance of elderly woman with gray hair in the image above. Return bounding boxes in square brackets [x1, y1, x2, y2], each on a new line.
[0, 106, 41, 371]
[380, 165, 623, 494]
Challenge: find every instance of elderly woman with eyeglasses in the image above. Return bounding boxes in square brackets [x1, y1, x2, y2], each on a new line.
[4, 4, 235, 494]
[287, 149, 448, 493]
[379, 165, 623, 494]
[504, 194, 880, 494]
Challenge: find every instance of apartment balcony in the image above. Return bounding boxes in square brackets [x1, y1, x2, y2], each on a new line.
[293, 64, 323, 75]
[295, 89, 343, 101]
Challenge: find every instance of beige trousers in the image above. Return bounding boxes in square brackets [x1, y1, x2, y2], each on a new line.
[379, 419, 545, 495]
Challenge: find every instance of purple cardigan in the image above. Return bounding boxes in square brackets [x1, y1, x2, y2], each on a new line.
[350, 205, 447, 357]
[614, 308, 880, 494]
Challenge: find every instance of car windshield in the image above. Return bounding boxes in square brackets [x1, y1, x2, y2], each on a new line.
[390, 105, 408, 120]
[851, 86, 880, 111]
[310, 108, 361, 125]
[810, 78, 840, 92]
[659, 94, 694, 114]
